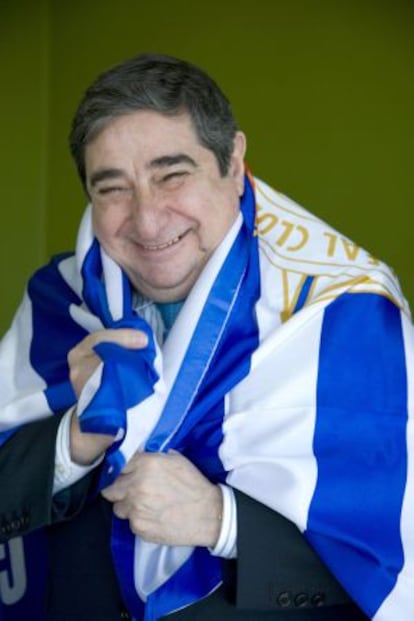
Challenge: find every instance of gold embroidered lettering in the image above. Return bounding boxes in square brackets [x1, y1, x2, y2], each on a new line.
[256, 212, 279, 235]
[324, 232, 338, 257]
[341, 238, 360, 261]
[287, 225, 309, 251]
[276, 220, 295, 246]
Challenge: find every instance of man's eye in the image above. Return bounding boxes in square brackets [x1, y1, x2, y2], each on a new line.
[162, 171, 188, 183]
[98, 186, 126, 195]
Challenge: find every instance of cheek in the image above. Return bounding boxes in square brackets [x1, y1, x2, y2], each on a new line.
[196, 210, 237, 253]
[92, 210, 121, 245]
[207, 197, 239, 236]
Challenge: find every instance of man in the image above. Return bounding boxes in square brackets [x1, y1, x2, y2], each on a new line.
[0, 54, 412, 621]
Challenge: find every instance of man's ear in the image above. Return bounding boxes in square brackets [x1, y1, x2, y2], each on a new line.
[229, 131, 247, 196]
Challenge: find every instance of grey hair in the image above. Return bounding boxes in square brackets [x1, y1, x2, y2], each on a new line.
[69, 53, 239, 187]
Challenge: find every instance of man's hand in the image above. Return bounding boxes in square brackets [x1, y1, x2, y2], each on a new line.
[67, 328, 148, 465]
[101, 451, 223, 548]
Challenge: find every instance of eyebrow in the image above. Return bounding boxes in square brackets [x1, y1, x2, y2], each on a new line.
[89, 168, 125, 188]
[89, 154, 198, 188]
[148, 154, 198, 169]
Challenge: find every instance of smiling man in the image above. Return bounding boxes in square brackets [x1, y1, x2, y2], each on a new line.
[86, 110, 245, 302]
[0, 54, 413, 621]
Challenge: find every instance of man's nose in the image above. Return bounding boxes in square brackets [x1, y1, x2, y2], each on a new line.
[131, 187, 168, 238]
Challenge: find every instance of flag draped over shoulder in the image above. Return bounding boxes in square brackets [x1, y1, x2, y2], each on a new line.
[0, 174, 413, 620]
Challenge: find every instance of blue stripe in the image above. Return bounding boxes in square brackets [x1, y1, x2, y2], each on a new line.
[293, 275, 314, 314]
[28, 254, 86, 411]
[112, 175, 261, 620]
[145, 175, 259, 455]
[75, 239, 160, 482]
[145, 548, 221, 620]
[145, 227, 257, 454]
[0, 428, 20, 446]
[306, 293, 408, 617]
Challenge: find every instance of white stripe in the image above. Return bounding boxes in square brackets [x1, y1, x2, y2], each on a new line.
[58, 253, 84, 301]
[102, 248, 124, 321]
[68, 302, 104, 333]
[161, 213, 242, 388]
[133, 540, 193, 600]
[221, 301, 323, 531]
[0, 292, 50, 430]
[75, 205, 94, 270]
[373, 314, 414, 620]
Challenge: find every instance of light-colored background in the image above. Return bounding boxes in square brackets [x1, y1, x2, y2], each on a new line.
[1, 0, 413, 334]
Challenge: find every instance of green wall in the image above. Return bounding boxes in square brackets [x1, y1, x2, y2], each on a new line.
[1, 0, 49, 333]
[1, 0, 413, 334]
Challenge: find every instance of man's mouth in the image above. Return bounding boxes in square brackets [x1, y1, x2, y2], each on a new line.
[140, 232, 186, 251]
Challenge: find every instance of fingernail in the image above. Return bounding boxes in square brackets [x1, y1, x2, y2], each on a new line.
[131, 332, 148, 347]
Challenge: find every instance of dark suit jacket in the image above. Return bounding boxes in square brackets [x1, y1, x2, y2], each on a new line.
[0, 415, 368, 621]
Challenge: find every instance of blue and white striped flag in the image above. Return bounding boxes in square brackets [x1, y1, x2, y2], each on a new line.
[0, 174, 413, 620]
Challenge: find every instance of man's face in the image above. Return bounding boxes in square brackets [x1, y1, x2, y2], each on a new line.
[85, 110, 246, 302]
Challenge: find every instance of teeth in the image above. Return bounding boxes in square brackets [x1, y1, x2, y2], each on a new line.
[142, 235, 181, 251]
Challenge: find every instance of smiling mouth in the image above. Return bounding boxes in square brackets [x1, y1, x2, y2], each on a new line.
[140, 232, 186, 251]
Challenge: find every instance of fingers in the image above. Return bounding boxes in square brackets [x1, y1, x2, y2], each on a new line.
[76, 328, 148, 353]
[68, 328, 148, 398]
[101, 452, 223, 547]
[68, 329, 149, 371]
[101, 477, 128, 503]
[101, 453, 158, 502]
[67, 327, 150, 459]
